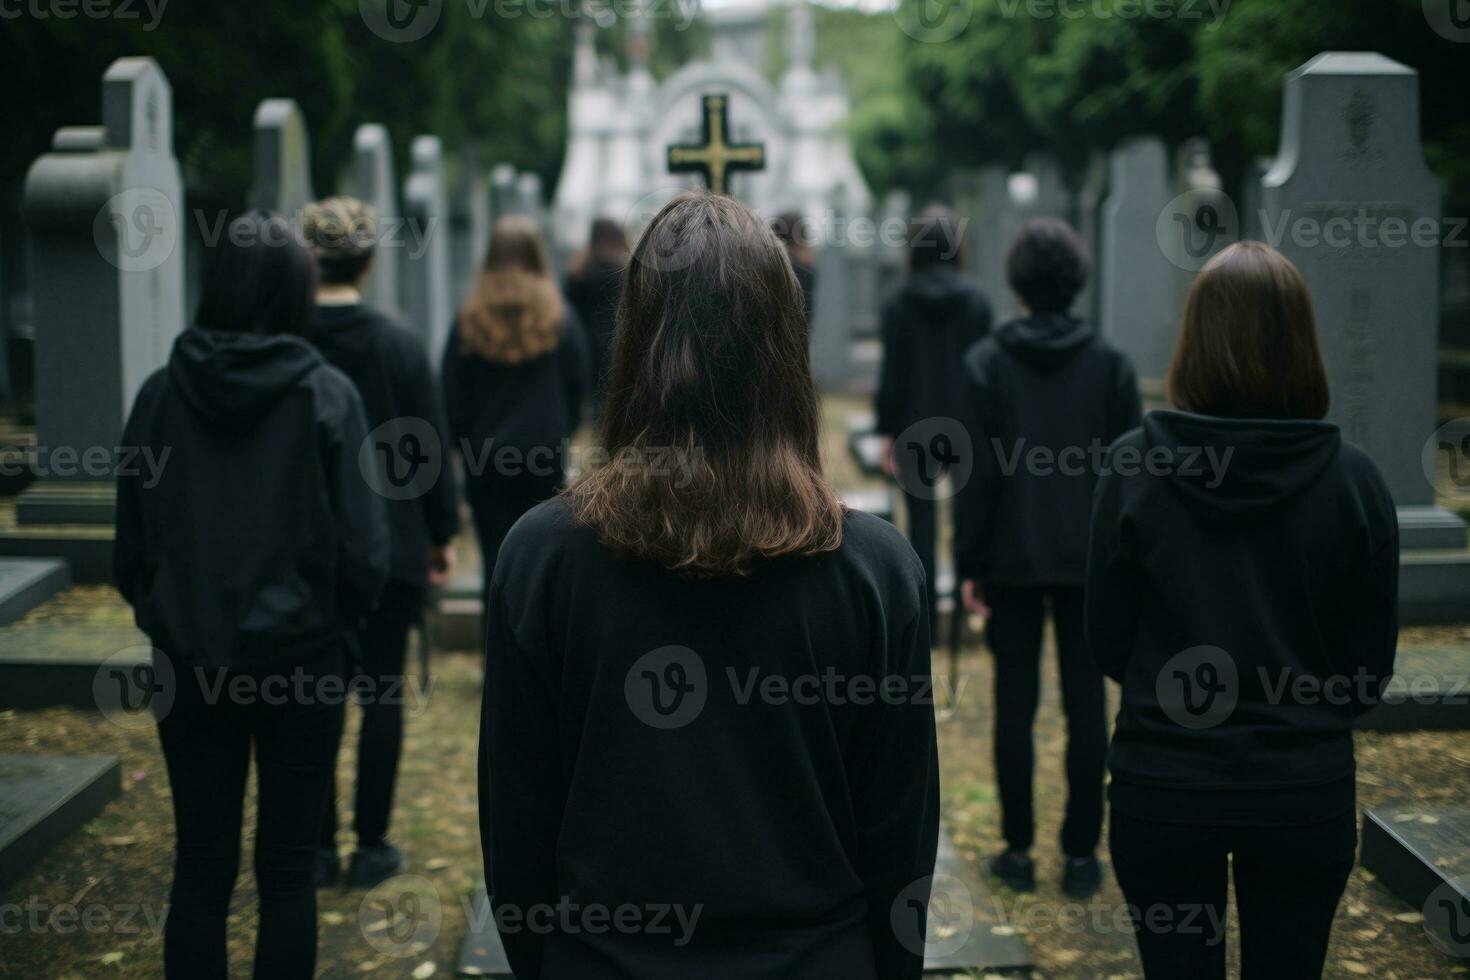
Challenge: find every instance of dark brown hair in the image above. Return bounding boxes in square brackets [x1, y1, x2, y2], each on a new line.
[1006, 218, 1089, 315]
[1168, 241, 1330, 420]
[909, 203, 963, 272]
[457, 215, 564, 363]
[566, 191, 844, 578]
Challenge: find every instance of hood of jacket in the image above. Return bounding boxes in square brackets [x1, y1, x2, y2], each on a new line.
[994, 313, 1095, 370]
[168, 328, 322, 430]
[1142, 410, 1342, 523]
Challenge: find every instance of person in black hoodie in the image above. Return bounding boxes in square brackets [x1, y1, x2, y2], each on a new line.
[444, 215, 587, 607]
[874, 204, 992, 631]
[1086, 242, 1398, 979]
[480, 192, 938, 980]
[300, 197, 460, 889]
[563, 217, 628, 416]
[114, 210, 388, 980]
[955, 218, 1140, 898]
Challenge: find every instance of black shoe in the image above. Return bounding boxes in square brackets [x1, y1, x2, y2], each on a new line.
[1062, 855, 1102, 899]
[313, 848, 340, 889]
[345, 843, 405, 889]
[988, 849, 1035, 892]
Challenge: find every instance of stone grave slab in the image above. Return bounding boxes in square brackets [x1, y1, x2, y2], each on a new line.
[0, 755, 121, 888]
[1355, 643, 1470, 732]
[0, 623, 147, 710]
[0, 558, 68, 626]
[1360, 803, 1470, 956]
[458, 883, 513, 977]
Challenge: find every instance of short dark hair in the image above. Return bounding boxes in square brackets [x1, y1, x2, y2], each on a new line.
[194, 210, 317, 336]
[909, 204, 963, 272]
[1005, 218, 1089, 315]
[1168, 241, 1329, 420]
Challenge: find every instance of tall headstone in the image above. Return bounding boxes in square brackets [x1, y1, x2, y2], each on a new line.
[248, 99, 314, 216]
[876, 189, 911, 306]
[971, 165, 1012, 318]
[1075, 153, 1109, 324]
[811, 188, 855, 390]
[343, 123, 401, 317]
[1167, 139, 1235, 314]
[18, 57, 184, 527]
[402, 136, 452, 365]
[450, 147, 490, 310]
[1021, 151, 1071, 223]
[1262, 52, 1461, 546]
[1099, 136, 1175, 398]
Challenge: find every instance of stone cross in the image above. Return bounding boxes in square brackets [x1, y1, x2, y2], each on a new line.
[666, 94, 766, 196]
[249, 98, 314, 216]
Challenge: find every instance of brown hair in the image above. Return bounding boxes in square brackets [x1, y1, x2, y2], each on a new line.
[457, 215, 564, 363]
[1167, 241, 1330, 420]
[566, 191, 844, 578]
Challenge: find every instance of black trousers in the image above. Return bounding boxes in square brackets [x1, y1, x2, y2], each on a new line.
[986, 584, 1106, 857]
[156, 650, 344, 980]
[903, 492, 939, 632]
[320, 582, 423, 851]
[467, 478, 557, 611]
[1110, 810, 1357, 979]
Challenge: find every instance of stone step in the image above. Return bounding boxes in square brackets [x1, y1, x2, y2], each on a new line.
[0, 754, 121, 888]
[1360, 804, 1470, 959]
[1355, 644, 1470, 732]
[456, 825, 1033, 976]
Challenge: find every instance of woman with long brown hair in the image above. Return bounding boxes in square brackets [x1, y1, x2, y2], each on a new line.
[443, 215, 587, 595]
[1086, 241, 1398, 978]
[477, 192, 939, 979]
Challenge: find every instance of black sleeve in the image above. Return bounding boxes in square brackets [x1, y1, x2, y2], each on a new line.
[1085, 458, 1142, 682]
[479, 583, 562, 980]
[396, 332, 459, 544]
[952, 356, 996, 582]
[557, 309, 590, 433]
[1338, 473, 1400, 715]
[873, 300, 908, 437]
[851, 593, 940, 980]
[321, 374, 389, 623]
[113, 373, 162, 603]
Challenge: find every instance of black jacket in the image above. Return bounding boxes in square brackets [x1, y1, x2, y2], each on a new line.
[1086, 411, 1399, 825]
[305, 304, 459, 585]
[955, 315, 1140, 585]
[443, 313, 589, 496]
[564, 261, 621, 406]
[115, 328, 389, 669]
[479, 499, 939, 980]
[874, 267, 992, 438]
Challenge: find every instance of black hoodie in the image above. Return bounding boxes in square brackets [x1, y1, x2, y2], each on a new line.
[305, 304, 459, 585]
[1086, 411, 1399, 825]
[115, 328, 389, 669]
[873, 267, 992, 438]
[954, 315, 1140, 586]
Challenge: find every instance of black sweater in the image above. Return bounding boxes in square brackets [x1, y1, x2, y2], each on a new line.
[954, 315, 1140, 586]
[874, 267, 992, 438]
[305, 304, 459, 586]
[115, 329, 388, 669]
[1086, 411, 1399, 825]
[478, 499, 939, 980]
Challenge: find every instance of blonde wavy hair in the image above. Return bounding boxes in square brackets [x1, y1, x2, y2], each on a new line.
[456, 215, 564, 363]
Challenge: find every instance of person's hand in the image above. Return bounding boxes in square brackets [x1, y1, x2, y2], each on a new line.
[961, 579, 990, 620]
[879, 436, 896, 479]
[428, 544, 456, 587]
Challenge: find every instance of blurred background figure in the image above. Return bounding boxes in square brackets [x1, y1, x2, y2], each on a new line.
[771, 210, 816, 326]
[444, 216, 587, 612]
[564, 217, 629, 418]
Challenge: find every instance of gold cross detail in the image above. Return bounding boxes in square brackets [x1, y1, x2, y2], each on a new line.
[666, 94, 766, 196]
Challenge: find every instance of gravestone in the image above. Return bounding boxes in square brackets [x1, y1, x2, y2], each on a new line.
[876, 189, 911, 305]
[1262, 53, 1464, 551]
[343, 123, 402, 317]
[0, 558, 68, 626]
[811, 189, 855, 390]
[1099, 135, 1175, 399]
[248, 98, 314, 216]
[969, 165, 1012, 318]
[402, 136, 453, 366]
[14, 57, 184, 547]
[0, 755, 121, 888]
[450, 147, 490, 310]
[1168, 139, 1235, 315]
[1239, 156, 1274, 241]
[1075, 153, 1109, 325]
[1021, 151, 1071, 223]
[491, 164, 518, 218]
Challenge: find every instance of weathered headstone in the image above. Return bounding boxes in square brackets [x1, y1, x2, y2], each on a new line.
[1239, 155, 1274, 241]
[343, 123, 402, 317]
[1262, 52, 1462, 549]
[876, 190, 911, 311]
[450, 146, 490, 309]
[970, 165, 1012, 318]
[16, 57, 184, 537]
[248, 98, 314, 216]
[1075, 153, 1108, 325]
[0, 755, 121, 888]
[1099, 136, 1175, 398]
[402, 136, 452, 366]
[811, 189, 855, 390]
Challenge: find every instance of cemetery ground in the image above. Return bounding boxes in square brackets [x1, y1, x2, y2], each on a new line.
[0, 399, 1465, 978]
